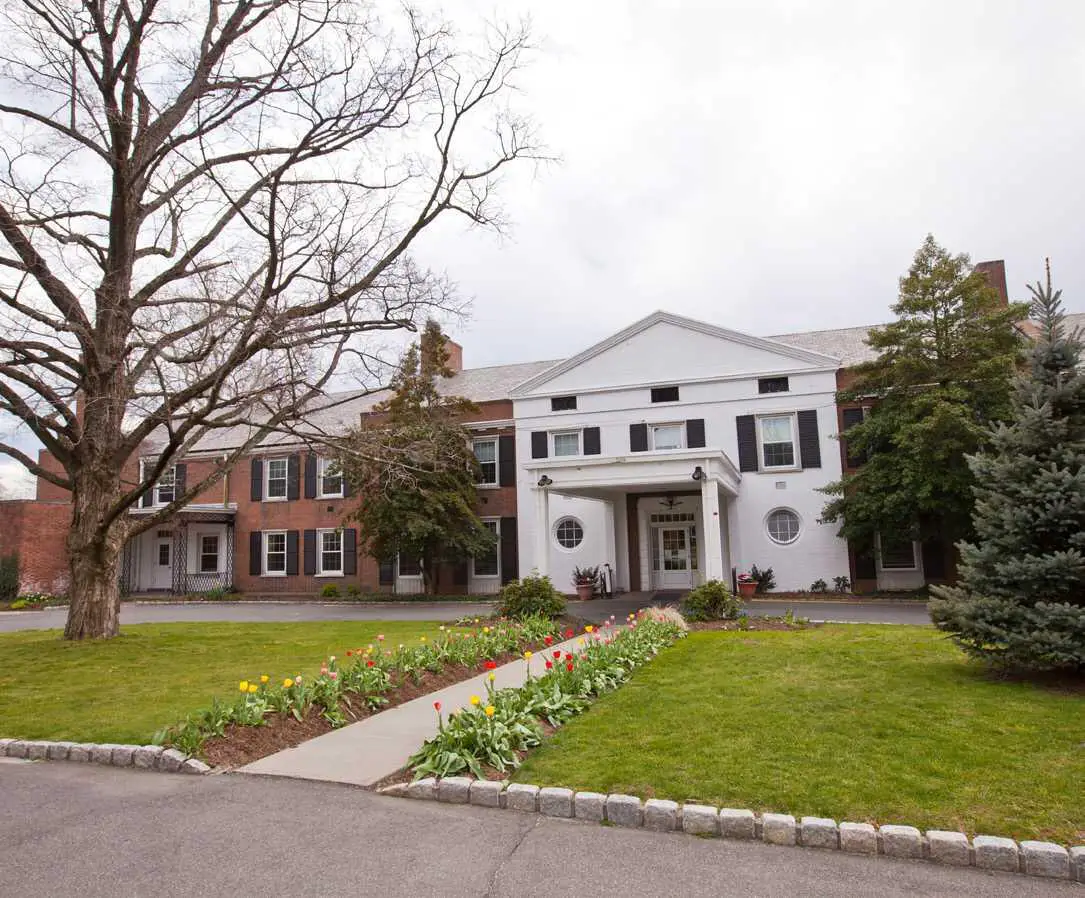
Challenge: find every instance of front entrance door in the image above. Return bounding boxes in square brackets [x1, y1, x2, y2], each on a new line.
[657, 527, 693, 589]
[152, 537, 173, 591]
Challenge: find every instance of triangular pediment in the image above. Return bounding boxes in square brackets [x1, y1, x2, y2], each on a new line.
[510, 311, 840, 397]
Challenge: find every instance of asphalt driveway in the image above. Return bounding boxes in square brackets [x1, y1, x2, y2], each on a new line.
[1, 761, 1074, 898]
[0, 596, 931, 632]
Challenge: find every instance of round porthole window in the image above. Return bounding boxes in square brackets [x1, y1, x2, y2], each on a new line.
[766, 508, 801, 545]
[554, 517, 584, 550]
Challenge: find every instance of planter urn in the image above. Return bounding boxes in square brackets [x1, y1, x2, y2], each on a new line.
[576, 583, 594, 601]
[737, 581, 757, 598]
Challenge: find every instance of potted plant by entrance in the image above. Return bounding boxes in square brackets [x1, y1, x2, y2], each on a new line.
[572, 565, 600, 601]
[736, 571, 758, 598]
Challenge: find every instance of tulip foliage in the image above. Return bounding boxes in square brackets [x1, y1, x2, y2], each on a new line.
[408, 616, 685, 779]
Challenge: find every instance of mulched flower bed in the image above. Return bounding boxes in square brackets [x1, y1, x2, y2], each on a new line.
[202, 651, 525, 768]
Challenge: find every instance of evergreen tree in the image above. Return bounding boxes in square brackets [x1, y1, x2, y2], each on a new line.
[820, 236, 1028, 549]
[341, 321, 496, 595]
[931, 263, 1085, 671]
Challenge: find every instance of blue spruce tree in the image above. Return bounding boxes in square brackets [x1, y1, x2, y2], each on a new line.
[930, 262, 1085, 671]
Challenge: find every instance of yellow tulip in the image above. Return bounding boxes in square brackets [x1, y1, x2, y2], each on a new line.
[260, 675, 269, 684]
[585, 625, 594, 633]
[282, 678, 293, 689]
[524, 650, 533, 660]
[482, 626, 490, 634]
[484, 705, 496, 717]
[239, 680, 249, 692]
[420, 636, 427, 642]
[488, 672, 496, 682]
[248, 684, 258, 694]
[469, 695, 481, 706]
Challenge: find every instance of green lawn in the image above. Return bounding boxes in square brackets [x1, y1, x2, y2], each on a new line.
[0, 621, 439, 744]
[514, 626, 1085, 844]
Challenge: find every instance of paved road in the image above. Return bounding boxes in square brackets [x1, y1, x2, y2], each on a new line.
[1, 762, 1074, 898]
[0, 596, 931, 632]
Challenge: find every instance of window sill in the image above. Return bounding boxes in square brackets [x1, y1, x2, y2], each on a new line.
[476, 482, 500, 490]
[315, 573, 344, 578]
[758, 466, 800, 474]
[317, 494, 345, 501]
[261, 572, 288, 578]
[472, 574, 500, 580]
[262, 497, 288, 503]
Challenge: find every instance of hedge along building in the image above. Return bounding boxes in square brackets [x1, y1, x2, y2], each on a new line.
[9, 261, 1033, 596]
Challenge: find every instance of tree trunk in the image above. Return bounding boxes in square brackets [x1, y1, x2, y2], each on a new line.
[64, 471, 127, 640]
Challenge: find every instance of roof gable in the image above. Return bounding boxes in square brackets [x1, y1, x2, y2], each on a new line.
[510, 311, 841, 397]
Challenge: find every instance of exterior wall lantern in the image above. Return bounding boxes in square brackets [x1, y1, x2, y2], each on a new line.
[691, 466, 706, 482]
[537, 474, 553, 487]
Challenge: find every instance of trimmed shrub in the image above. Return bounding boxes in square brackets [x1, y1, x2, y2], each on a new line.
[0, 554, 17, 603]
[833, 575, 851, 593]
[810, 578, 828, 593]
[681, 580, 740, 621]
[320, 583, 341, 598]
[497, 573, 566, 620]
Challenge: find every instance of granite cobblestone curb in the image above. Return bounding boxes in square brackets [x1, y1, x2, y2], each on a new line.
[389, 777, 1085, 884]
[0, 737, 210, 775]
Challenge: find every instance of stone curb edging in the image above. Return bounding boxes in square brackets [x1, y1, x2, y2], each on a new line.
[384, 777, 1085, 884]
[0, 737, 210, 775]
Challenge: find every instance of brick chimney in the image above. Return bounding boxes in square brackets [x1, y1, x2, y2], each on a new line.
[443, 337, 464, 374]
[975, 260, 1009, 306]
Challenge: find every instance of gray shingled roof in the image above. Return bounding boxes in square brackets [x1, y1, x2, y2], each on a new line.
[766, 324, 881, 366]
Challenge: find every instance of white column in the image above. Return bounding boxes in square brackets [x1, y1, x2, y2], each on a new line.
[603, 498, 617, 594]
[701, 476, 725, 581]
[534, 486, 550, 577]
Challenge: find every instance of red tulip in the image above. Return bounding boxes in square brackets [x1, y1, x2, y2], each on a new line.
[485, 660, 497, 670]
[564, 652, 572, 661]
[544, 635, 553, 646]
[434, 701, 442, 712]
[564, 628, 574, 638]
[566, 663, 574, 672]
[346, 650, 353, 657]
[545, 660, 553, 670]
[366, 660, 374, 668]
[553, 650, 561, 659]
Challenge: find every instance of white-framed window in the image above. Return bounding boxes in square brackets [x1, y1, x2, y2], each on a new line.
[141, 460, 176, 506]
[552, 431, 581, 457]
[554, 517, 584, 550]
[472, 520, 500, 578]
[398, 554, 422, 577]
[318, 529, 343, 575]
[651, 423, 684, 451]
[199, 534, 220, 573]
[879, 534, 918, 570]
[759, 415, 797, 469]
[318, 457, 343, 498]
[766, 508, 801, 545]
[265, 458, 288, 500]
[473, 439, 498, 486]
[157, 542, 171, 566]
[264, 530, 287, 575]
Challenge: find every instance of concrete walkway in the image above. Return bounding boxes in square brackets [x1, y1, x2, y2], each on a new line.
[240, 630, 593, 785]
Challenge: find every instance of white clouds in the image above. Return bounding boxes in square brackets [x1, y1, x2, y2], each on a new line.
[0, 461, 35, 499]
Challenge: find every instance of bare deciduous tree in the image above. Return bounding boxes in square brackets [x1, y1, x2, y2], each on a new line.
[0, 0, 541, 639]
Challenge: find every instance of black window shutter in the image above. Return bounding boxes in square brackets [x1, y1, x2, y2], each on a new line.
[530, 431, 548, 459]
[249, 532, 262, 576]
[379, 558, 395, 586]
[686, 419, 706, 449]
[736, 416, 758, 472]
[303, 529, 317, 576]
[342, 468, 353, 498]
[921, 538, 946, 580]
[841, 407, 865, 467]
[498, 435, 516, 486]
[286, 530, 299, 575]
[500, 517, 518, 584]
[583, 427, 601, 455]
[250, 458, 263, 501]
[304, 454, 317, 499]
[344, 529, 357, 575]
[174, 463, 187, 499]
[141, 483, 153, 508]
[852, 540, 877, 580]
[797, 410, 821, 469]
[629, 423, 648, 452]
[287, 454, 300, 500]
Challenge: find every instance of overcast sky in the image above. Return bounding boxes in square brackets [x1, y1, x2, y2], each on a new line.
[2, 0, 1084, 496]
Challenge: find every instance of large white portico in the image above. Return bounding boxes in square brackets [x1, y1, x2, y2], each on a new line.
[528, 449, 740, 592]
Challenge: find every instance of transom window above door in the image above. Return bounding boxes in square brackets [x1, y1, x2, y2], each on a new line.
[552, 431, 581, 457]
[651, 424, 683, 450]
[759, 415, 796, 469]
